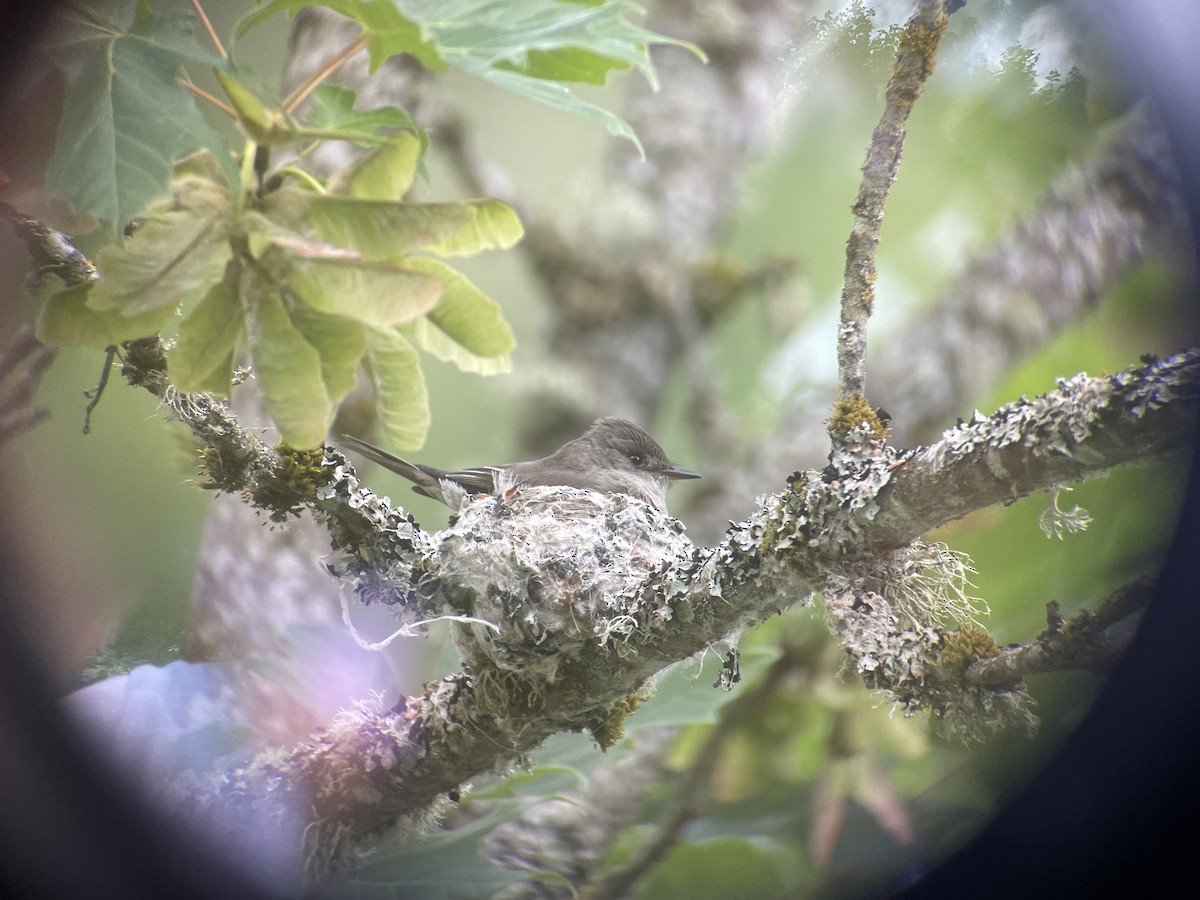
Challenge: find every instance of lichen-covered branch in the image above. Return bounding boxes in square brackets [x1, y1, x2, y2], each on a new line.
[116, 335, 1196, 884]
[867, 350, 1200, 548]
[838, 0, 955, 401]
[177, 483, 826, 884]
[824, 579, 1038, 742]
[966, 575, 1156, 685]
[118, 338, 441, 624]
[831, 573, 1157, 743]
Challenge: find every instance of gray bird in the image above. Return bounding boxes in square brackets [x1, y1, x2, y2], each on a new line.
[340, 417, 700, 513]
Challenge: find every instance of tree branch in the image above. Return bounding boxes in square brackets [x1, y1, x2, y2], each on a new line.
[839, 0, 955, 401]
[56, 3, 1191, 891]
[867, 349, 1200, 548]
[112, 332, 1197, 885]
[117, 338, 440, 623]
[966, 575, 1155, 686]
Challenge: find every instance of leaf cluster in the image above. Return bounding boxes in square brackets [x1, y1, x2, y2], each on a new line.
[39, 136, 521, 448]
[33, 0, 696, 448]
[239, 0, 701, 153]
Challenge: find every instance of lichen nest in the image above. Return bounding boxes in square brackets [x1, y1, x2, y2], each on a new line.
[435, 487, 695, 682]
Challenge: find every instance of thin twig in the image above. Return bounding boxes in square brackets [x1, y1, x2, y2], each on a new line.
[179, 76, 237, 119]
[82, 345, 118, 435]
[188, 0, 227, 60]
[965, 575, 1157, 685]
[283, 32, 371, 114]
[837, 0, 955, 401]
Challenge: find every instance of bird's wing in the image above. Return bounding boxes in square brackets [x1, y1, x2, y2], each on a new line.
[442, 466, 499, 494]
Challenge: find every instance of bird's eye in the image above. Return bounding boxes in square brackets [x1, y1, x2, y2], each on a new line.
[627, 452, 643, 466]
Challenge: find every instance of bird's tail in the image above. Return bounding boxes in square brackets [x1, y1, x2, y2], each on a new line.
[338, 434, 431, 487]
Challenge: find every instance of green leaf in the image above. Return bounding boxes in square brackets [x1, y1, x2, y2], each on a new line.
[304, 193, 521, 259]
[496, 46, 630, 85]
[288, 305, 368, 408]
[304, 196, 478, 258]
[238, 202, 311, 255]
[239, 1, 701, 154]
[235, 0, 443, 72]
[467, 732, 624, 800]
[364, 327, 429, 449]
[244, 291, 332, 448]
[241, 210, 445, 326]
[423, 198, 524, 256]
[86, 205, 230, 315]
[168, 280, 243, 393]
[193, 351, 236, 397]
[327, 133, 424, 200]
[624, 645, 782, 730]
[466, 764, 587, 801]
[46, 10, 235, 226]
[395, 0, 676, 79]
[484, 65, 641, 150]
[286, 255, 443, 327]
[123, 5, 228, 69]
[35, 283, 179, 349]
[400, 258, 514, 374]
[391, 0, 703, 152]
[308, 84, 426, 151]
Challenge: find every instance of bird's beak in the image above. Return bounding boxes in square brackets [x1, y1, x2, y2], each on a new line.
[663, 465, 702, 481]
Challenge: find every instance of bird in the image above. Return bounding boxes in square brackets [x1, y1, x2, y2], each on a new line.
[340, 417, 700, 514]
